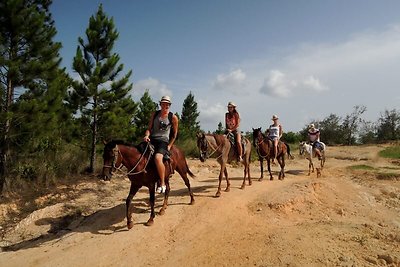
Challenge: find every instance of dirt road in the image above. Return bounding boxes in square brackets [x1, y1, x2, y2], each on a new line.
[0, 145, 399, 266]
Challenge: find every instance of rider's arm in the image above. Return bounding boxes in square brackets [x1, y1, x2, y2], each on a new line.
[168, 114, 179, 149]
[144, 112, 155, 141]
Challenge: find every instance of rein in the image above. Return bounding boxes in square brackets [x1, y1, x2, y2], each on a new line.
[204, 136, 224, 160]
[114, 142, 155, 176]
[255, 134, 270, 159]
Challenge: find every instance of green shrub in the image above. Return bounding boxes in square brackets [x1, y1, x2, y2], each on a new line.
[378, 146, 400, 159]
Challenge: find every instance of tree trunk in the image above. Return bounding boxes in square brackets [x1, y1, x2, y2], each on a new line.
[1, 77, 14, 194]
[89, 98, 98, 173]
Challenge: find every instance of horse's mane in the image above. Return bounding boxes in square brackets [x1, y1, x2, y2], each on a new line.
[106, 140, 149, 154]
[212, 134, 226, 145]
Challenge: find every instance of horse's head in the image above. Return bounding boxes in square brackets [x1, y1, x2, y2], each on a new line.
[196, 132, 208, 162]
[299, 141, 306, 156]
[101, 140, 122, 181]
[252, 127, 263, 147]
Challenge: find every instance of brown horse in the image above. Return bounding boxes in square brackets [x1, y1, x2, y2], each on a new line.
[101, 140, 195, 229]
[252, 127, 287, 181]
[196, 132, 252, 197]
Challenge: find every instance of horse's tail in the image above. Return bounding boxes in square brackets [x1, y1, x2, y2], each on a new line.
[285, 142, 295, 159]
[187, 166, 196, 179]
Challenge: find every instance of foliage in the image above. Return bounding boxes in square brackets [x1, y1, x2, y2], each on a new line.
[282, 131, 302, 144]
[175, 138, 199, 158]
[348, 164, 375, 171]
[214, 122, 224, 134]
[132, 90, 157, 143]
[341, 105, 366, 145]
[0, 0, 72, 194]
[179, 92, 200, 139]
[377, 109, 400, 141]
[378, 145, 400, 159]
[70, 4, 137, 172]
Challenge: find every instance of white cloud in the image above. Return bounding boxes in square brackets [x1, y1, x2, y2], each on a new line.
[302, 75, 329, 92]
[212, 69, 246, 93]
[132, 77, 172, 101]
[259, 70, 294, 98]
[197, 99, 225, 130]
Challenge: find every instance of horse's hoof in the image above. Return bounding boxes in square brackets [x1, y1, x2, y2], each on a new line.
[127, 221, 134, 230]
[240, 184, 245, 190]
[225, 188, 230, 192]
[145, 219, 154, 226]
[258, 178, 263, 182]
[159, 209, 166, 216]
[249, 181, 252, 186]
[190, 200, 195, 205]
[215, 192, 221, 198]
[270, 177, 274, 181]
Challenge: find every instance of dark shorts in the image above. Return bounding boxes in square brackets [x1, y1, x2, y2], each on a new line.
[313, 142, 324, 151]
[150, 139, 169, 156]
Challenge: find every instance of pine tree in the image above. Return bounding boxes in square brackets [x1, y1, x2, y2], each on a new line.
[0, 0, 66, 193]
[179, 92, 200, 139]
[71, 4, 136, 173]
[215, 122, 224, 134]
[132, 90, 157, 143]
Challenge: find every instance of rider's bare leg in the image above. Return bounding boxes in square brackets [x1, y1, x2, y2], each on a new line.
[237, 133, 243, 161]
[154, 153, 166, 193]
[315, 149, 322, 160]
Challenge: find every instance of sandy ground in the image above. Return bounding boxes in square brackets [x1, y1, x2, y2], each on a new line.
[0, 145, 399, 267]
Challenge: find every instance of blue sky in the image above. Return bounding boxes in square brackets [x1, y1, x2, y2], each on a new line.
[51, 0, 400, 133]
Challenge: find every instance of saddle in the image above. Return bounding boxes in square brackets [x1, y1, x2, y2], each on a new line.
[226, 132, 246, 155]
[138, 142, 174, 176]
[311, 141, 324, 151]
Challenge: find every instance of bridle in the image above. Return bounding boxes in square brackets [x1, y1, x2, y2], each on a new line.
[104, 142, 155, 176]
[253, 129, 270, 159]
[198, 134, 223, 161]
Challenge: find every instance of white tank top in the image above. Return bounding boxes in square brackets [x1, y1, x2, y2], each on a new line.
[269, 125, 280, 138]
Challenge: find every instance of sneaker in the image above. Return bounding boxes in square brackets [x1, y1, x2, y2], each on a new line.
[156, 185, 166, 194]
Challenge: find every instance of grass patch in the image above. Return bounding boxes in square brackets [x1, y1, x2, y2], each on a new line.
[379, 146, 400, 159]
[348, 164, 375, 171]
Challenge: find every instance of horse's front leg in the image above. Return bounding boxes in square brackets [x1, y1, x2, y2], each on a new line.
[126, 183, 140, 230]
[267, 158, 273, 180]
[278, 156, 285, 180]
[215, 165, 224, 197]
[258, 158, 264, 181]
[307, 158, 313, 175]
[224, 166, 230, 192]
[159, 181, 170, 216]
[145, 183, 156, 226]
[241, 159, 251, 189]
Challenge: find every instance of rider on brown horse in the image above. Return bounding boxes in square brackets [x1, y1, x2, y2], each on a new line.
[143, 96, 179, 194]
[267, 114, 283, 164]
[225, 101, 243, 162]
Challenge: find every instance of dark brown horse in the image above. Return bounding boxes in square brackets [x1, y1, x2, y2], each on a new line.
[196, 132, 252, 197]
[101, 140, 195, 229]
[252, 127, 288, 181]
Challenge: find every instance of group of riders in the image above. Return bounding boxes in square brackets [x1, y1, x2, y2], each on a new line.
[143, 95, 324, 194]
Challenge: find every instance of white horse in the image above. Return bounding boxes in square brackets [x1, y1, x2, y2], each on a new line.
[299, 141, 326, 177]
